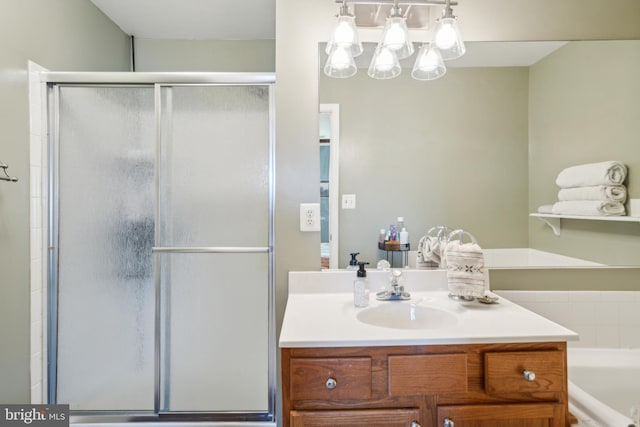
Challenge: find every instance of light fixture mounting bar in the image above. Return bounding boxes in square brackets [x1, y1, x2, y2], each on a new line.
[336, 0, 458, 5]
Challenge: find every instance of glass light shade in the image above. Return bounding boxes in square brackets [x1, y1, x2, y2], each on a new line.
[381, 16, 414, 60]
[433, 16, 465, 60]
[325, 15, 363, 57]
[411, 44, 447, 80]
[323, 46, 357, 78]
[367, 45, 401, 79]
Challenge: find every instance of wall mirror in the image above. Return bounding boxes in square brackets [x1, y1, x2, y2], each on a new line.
[319, 40, 640, 269]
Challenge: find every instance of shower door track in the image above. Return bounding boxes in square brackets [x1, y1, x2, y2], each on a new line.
[151, 247, 270, 253]
[45, 72, 276, 424]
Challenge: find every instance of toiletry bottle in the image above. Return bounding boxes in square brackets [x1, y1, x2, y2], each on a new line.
[397, 217, 409, 250]
[399, 227, 409, 247]
[346, 252, 360, 270]
[389, 224, 397, 241]
[353, 261, 370, 307]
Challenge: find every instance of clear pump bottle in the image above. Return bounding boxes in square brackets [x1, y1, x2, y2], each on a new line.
[353, 262, 370, 307]
[346, 252, 360, 270]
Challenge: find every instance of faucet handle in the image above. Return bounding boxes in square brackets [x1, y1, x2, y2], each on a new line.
[390, 268, 403, 283]
[389, 269, 406, 295]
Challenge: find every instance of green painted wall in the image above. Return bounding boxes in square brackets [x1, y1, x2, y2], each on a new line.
[0, 0, 130, 404]
[134, 39, 275, 72]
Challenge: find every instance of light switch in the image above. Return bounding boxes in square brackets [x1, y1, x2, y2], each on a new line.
[342, 194, 356, 209]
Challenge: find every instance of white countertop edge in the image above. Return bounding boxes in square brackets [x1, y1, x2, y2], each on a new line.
[279, 335, 577, 348]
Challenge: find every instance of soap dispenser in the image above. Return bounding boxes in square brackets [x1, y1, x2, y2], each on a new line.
[346, 252, 360, 270]
[353, 262, 370, 307]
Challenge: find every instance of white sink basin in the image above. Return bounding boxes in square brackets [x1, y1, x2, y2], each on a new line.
[356, 302, 458, 330]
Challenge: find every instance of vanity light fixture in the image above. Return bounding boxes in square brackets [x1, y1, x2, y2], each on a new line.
[324, 45, 358, 78]
[326, 0, 465, 81]
[411, 42, 446, 80]
[324, 0, 363, 78]
[325, 0, 364, 57]
[380, 1, 414, 60]
[368, 44, 402, 79]
[432, 0, 466, 60]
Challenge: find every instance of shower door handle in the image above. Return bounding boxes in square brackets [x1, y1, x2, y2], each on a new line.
[152, 246, 270, 254]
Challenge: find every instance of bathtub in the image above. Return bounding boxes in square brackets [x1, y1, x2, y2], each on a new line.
[568, 348, 639, 427]
[483, 248, 603, 268]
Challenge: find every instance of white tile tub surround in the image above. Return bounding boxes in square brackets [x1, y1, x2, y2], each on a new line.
[495, 290, 640, 348]
[28, 61, 49, 404]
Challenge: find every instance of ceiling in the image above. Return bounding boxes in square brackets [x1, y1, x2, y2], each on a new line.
[445, 41, 568, 68]
[90, 1, 565, 67]
[90, 0, 276, 40]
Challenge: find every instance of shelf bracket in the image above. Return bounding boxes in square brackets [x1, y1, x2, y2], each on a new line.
[536, 216, 561, 236]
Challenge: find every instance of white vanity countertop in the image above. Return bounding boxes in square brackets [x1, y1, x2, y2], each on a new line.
[279, 270, 578, 348]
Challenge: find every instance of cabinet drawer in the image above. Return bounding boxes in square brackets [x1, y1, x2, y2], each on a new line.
[438, 403, 564, 426]
[290, 408, 420, 427]
[485, 351, 564, 394]
[389, 354, 467, 396]
[290, 357, 372, 400]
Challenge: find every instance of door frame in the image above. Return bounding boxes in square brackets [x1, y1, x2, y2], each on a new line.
[42, 72, 276, 424]
[319, 103, 339, 269]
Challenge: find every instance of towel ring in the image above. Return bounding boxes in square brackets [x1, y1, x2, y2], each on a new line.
[0, 162, 19, 182]
[427, 225, 453, 240]
[446, 229, 478, 245]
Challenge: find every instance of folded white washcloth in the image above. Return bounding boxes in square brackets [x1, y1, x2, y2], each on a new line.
[551, 200, 626, 216]
[555, 161, 627, 188]
[416, 258, 439, 269]
[443, 240, 485, 298]
[537, 204, 554, 214]
[557, 185, 627, 203]
[423, 235, 442, 265]
[416, 236, 439, 269]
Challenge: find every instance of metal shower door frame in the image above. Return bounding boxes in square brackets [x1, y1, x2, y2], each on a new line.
[45, 72, 276, 423]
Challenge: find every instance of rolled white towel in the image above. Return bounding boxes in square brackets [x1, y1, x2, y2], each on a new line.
[537, 204, 554, 214]
[551, 200, 626, 216]
[557, 185, 627, 203]
[555, 161, 627, 188]
[443, 240, 485, 298]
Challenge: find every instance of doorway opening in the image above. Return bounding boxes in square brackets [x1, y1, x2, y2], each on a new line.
[319, 104, 339, 269]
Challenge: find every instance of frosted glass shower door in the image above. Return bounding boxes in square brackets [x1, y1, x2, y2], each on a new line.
[156, 85, 272, 412]
[55, 86, 156, 410]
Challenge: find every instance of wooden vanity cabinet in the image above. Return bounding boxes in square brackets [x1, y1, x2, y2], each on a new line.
[281, 342, 569, 427]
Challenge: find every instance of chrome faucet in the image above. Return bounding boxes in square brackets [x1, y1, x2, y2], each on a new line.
[376, 269, 411, 301]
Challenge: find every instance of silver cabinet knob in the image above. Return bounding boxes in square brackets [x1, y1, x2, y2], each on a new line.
[523, 370, 536, 381]
[325, 378, 337, 389]
[444, 418, 455, 427]
[411, 422, 421, 427]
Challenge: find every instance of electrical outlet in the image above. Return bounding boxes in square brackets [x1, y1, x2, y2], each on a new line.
[300, 203, 321, 232]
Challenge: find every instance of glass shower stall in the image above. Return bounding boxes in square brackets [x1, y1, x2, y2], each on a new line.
[45, 73, 275, 423]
